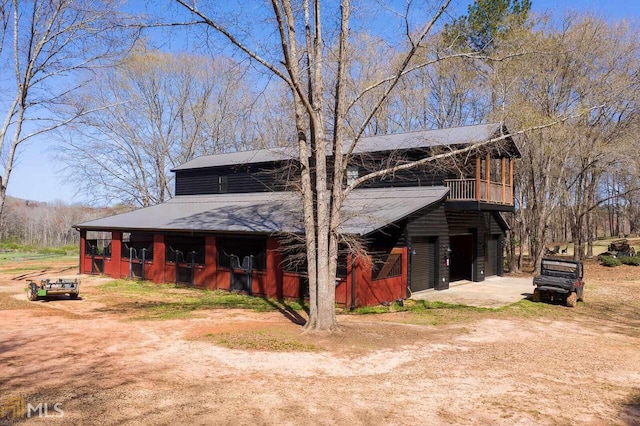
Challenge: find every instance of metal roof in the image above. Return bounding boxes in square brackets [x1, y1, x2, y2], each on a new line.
[351, 123, 503, 153]
[172, 123, 511, 171]
[75, 187, 449, 236]
[172, 146, 299, 170]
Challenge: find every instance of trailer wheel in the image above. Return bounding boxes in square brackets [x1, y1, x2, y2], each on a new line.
[532, 288, 541, 303]
[566, 291, 577, 308]
[69, 293, 78, 299]
[27, 282, 38, 301]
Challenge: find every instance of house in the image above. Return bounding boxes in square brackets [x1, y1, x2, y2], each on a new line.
[75, 123, 519, 307]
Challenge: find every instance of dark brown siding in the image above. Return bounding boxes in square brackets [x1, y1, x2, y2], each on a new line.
[175, 169, 221, 195]
[175, 164, 292, 196]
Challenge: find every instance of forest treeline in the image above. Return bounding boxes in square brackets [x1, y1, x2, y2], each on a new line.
[0, 197, 124, 249]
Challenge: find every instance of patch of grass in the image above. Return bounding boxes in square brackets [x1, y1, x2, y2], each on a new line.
[99, 279, 175, 295]
[206, 330, 318, 352]
[406, 300, 492, 312]
[347, 299, 499, 326]
[132, 302, 198, 320]
[501, 299, 562, 317]
[351, 306, 391, 314]
[351, 299, 492, 315]
[2, 265, 51, 274]
[407, 300, 498, 325]
[0, 240, 78, 264]
[348, 296, 570, 326]
[97, 279, 306, 320]
[40, 245, 79, 255]
[0, 252, 78, 266]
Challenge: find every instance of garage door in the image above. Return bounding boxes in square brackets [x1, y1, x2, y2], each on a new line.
[411, 237, 437, 292]
[486, 236, 499, 277]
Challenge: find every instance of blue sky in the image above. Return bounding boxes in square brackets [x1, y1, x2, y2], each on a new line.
[7, 0, 639, 205]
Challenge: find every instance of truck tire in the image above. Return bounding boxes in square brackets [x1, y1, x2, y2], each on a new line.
[532, 288, 541, 303]
[27, 282, 38, 301]
[566, 291, 577, 308]
[69, 293, 78, 299]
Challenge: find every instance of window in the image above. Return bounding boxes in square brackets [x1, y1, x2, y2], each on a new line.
[346, 166, 359, 186]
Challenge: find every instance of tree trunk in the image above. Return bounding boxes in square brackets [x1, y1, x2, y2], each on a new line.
[0, 104, 26, 231]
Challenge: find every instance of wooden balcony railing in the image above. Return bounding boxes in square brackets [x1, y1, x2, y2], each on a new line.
[444, 178, 513, 205]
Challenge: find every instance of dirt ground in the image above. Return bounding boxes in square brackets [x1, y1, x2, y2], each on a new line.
[1, 259, 639, 425]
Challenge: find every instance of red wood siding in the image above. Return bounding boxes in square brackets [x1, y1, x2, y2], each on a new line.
[351, 248, 407, 307]
[79, 232, 409, 308]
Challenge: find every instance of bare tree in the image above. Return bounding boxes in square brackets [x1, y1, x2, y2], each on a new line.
[500, 14, 640, 268]
[57, 47, 267, 207]
[0, 0, 135, 235]
[169, 0, 554, 331]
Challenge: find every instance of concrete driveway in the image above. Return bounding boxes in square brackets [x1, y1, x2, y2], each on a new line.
[411, 275, 534, 308]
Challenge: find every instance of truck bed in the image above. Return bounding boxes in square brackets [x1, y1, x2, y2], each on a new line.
[533, 275, 575, 293]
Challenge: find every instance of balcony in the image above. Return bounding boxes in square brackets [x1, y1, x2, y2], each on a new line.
[443, 155, 515, 210]
[444, 178, 513, 205]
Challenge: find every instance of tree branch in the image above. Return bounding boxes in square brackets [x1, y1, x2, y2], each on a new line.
[344, 106, 604, 198]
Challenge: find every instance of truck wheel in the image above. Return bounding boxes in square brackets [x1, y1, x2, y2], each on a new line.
[566, 291, 578, 308]
[69, 293, 78, 299]
[27, 282, 38, 301]
[577, 287, 584, 302]
[532, 289, 541, 303]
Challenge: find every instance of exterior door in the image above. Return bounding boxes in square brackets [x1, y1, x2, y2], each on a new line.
[411, 237, 437, 292]
[486, 235, 499, 277]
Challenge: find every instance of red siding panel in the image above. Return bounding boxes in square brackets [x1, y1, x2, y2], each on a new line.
[81, 232, 407, 308]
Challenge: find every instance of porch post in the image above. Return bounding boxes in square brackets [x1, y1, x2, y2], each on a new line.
[111, 231, 122, 278]
[475, 157, 481, 201]
[204, 236, 217, 290]
[150, 234, 165, 283]
[266, 238, 283, 300]
[501, 158, 507, 204]
[485, 153, 491, 202]
[79, 229, 86, 274]
[509, 158, 514, 204]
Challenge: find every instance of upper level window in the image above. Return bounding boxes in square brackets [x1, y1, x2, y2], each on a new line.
[346, 166, 359, 186]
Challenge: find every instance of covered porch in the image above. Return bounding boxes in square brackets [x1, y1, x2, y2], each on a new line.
[445, 154, 515, 207]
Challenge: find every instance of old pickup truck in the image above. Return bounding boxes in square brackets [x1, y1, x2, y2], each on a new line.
[533, 258, 585, 307]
